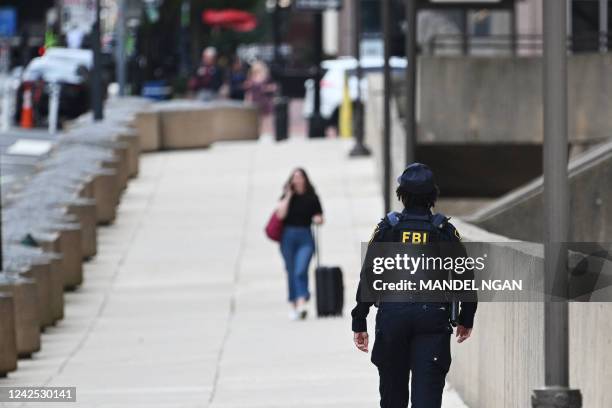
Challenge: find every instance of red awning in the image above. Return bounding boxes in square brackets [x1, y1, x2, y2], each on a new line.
[202, 9, 257, 32]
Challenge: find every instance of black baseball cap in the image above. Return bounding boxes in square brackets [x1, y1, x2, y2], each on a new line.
[397, 163, 436, 194]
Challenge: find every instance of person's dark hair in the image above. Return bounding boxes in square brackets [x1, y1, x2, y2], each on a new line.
[396, 184, 439, 209]
[282, 168, 316, 198]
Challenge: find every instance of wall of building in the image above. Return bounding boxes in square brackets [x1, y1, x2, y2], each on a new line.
[468, 138, 612, 243]
[447, 220, 612, 408]
[418, 53, 612, 145]
[365, 54, 612, 199]
[360, 8, 612, 407]
[365, 68, 543, 198]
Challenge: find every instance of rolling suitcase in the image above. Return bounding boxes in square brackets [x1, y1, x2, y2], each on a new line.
[314, 226, 344, 317]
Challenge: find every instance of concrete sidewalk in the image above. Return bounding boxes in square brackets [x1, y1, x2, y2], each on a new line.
[1, 138, 467, 407]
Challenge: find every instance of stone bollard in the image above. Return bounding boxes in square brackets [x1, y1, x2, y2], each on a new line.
[38, 227, 83, 290]
[58, 226, 84, 290]
[0, 277, 41, 358]
[159, 104, 259, 149]
[112, 144, 130, 192]
[92, 169, 120, 224]
[160, 108, 213, 149]
[101, 147, 129, 194]
[79, 176, 96, 200]
[118, 132, 140, 178]
[135, 111, 161, 152]
[213, 105, 260, 141]
[48, 256, 64, 322]
[68, 200, 98, 259]
[22, 263, 54, 329]
[0, 293, 18, 377]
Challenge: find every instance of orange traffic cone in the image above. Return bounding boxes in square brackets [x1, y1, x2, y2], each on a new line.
[20, 86, 34, 129]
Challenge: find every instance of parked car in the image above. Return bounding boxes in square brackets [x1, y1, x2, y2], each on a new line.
[15, 48, 95, 126]
[303, 56, 407, 129]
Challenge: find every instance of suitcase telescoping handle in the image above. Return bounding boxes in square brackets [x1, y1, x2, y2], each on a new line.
[314, 224, 320, 269]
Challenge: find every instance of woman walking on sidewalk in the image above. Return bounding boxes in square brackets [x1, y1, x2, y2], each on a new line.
[276, 168, 324, 320]
[245, 60, 277, 137]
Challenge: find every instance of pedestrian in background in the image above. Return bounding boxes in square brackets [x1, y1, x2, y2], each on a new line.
[245, 60, 276, 136]
[189, 46, 224, 101]
[227, 56, 248, 101]
[275, 168, 324, 320]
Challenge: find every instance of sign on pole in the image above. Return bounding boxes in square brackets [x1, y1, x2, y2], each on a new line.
[294, 0, 343, 11]
[61, 0, 96, 34]
[429, 0, 502, 2]
[419, 0, 513, 9]
[0, 7, 17, 38]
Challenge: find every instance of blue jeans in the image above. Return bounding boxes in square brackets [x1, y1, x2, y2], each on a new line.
[280, 226, 314, 302]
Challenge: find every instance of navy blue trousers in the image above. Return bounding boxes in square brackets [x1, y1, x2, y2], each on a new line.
[372, 303, 453, 408]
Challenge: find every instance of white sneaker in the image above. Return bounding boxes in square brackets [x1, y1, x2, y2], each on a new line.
[288, 309, 300, 321]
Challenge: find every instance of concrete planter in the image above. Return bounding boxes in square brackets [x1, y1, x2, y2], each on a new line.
[160, 104, 259, 150]
[160, 108, 212, 149]
[22, 263, 54, 329]
[112, 144, 130, 192]
[0, 279, 41, 358]
[135, 111, 161, 152]
[92, 170, 120, 224]
[68, 201, 98, 259]
[135, 103, 259, 151]
[118, 133, 140, 178]
[39, 227, 84, 290]
[102, 152, 128, 195]
[212, 105, 260, 142]
[0, 293, 17, 377]
[48, 257, 64, 322]
[37, 233, 60, 253]
[78, 177, 94, 200]
[58, 226, 84, 290]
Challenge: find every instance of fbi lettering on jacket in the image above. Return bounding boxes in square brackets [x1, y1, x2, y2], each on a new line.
[401, 231, 428, 244]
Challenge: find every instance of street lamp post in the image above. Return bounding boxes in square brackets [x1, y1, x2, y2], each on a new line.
[308, 11, 327, 138]
[382, 0, 391, 214]
[600, 0, 608, 52]
[532, 2, 581, 406]
[0, 33, 11, 271]
[460, 9, 469, 55]
[0, 141, 2, 271]
[349, 0, 371, 157]
[272, 1, 282, 71]
[91, 0, 104, 121]
[404, 0, 417, 166]
[116, 0, 127, 96]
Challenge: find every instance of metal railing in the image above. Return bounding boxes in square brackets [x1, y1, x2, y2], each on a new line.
[426, 33, 612, 56]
